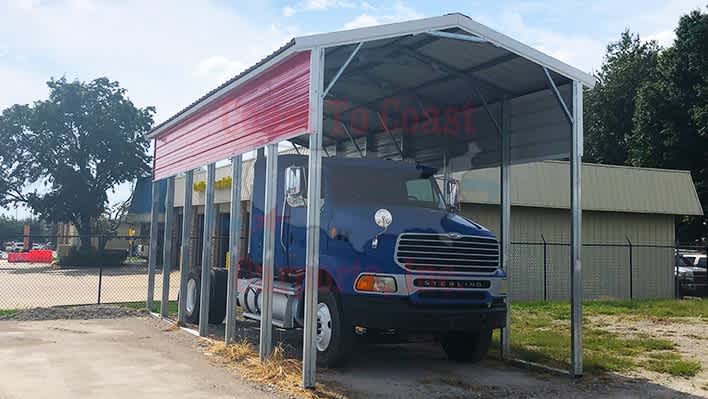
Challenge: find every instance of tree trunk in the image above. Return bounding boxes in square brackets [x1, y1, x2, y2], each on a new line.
[76, 216, 93, 250]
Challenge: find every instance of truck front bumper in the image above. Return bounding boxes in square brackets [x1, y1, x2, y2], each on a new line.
[341, 294, 507, 332]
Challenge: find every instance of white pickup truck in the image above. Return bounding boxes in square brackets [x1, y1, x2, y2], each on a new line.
[677, 253, 707, 297]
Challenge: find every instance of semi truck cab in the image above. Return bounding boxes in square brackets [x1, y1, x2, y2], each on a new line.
[185, 154, 507, 366]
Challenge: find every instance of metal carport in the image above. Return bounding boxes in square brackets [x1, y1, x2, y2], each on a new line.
[145, 12, 595, 388]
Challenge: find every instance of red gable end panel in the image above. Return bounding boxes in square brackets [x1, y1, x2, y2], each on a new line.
[153, 50, 311, 180]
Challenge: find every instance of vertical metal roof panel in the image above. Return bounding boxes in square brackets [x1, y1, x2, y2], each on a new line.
[153, 51, 311, 180]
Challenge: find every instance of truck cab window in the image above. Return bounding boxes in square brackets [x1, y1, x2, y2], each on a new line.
[328, 165, 445, 210]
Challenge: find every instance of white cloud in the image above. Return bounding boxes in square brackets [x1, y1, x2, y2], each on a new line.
[0, 0, 295, 122]
[344, 2, 423, 30]
[475, 11, 607, 74]
[0, 66, 48, 110]
[282, 6, 296, 16]
[283, 0, 358, 16]
[194, 56, 248, 85]
[646, 30, 675, 47]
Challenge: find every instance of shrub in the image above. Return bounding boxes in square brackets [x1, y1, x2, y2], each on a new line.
[58, 247, 127, 267]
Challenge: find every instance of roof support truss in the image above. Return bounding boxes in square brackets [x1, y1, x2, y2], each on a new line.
[543, 66, 573, 125]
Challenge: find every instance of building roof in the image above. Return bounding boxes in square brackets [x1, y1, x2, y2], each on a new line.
[455, 161, 704, 216]
[128, 176, 167, 215]
[147, 13, 596, 140]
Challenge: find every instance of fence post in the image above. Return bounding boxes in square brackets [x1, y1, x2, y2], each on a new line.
[674, 240, 680, 299]
[97, 266, 103, 304]
[626, 236, 633, 300]
[541, 234, 548, 301]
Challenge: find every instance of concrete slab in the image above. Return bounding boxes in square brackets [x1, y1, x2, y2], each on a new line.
[0, 317, 277, 399]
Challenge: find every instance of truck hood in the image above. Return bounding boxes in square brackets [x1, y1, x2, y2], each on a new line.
[326, 204, 495, 252]
[677, 266, 706, 274]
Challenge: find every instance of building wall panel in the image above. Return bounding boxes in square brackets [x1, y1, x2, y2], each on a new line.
[462, 204, 675, 300]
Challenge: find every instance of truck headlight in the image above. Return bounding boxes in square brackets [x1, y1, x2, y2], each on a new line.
[355, 274, 397, 293]
[498, 278, 509, 296]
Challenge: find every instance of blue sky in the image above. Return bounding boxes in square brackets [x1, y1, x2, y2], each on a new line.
[0, 0, 704, 217]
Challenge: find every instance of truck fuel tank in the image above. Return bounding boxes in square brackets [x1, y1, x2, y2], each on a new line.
[238, 278, 301, 329]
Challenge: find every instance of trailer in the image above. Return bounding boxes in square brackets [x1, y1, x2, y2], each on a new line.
[145, 13, 594, 387]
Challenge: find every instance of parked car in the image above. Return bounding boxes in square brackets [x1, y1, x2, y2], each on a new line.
[0, 250, 7, 260]
[4, 242, 25, 252]
[676, 254, 707, 297]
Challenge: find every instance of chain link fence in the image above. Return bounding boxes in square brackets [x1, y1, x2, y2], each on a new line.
[508, 240, 707, 301]
[0, 235, 180, 311]
[0, 233, 705, 311]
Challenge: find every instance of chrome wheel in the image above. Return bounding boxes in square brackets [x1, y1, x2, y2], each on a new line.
[186, 279, 197, 314]
[316, 302, 333, 352]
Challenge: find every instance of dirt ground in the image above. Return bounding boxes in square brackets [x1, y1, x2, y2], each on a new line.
[319, 341, 705, 399]
[592, 314, 708, 396]
[194, 318, 705, 399]
[0, 317, 280, 399]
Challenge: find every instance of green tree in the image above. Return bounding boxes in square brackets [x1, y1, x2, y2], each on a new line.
[584, 30, 660, 164]
[630, 9, 707, 242]
[0, 77, 154, 249]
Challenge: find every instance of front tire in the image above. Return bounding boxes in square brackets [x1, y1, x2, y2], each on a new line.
[315, 290, 353, 368]
[441, 328, 492, 363]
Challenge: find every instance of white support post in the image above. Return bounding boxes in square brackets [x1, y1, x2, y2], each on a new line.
[198, 163, 216, 337]
[178, 170, 194, 324]
[302, 46, 325, 389]
[161, 176, 175, 317]
[259, 144, 278, 360]
[226, 155, 243, 343]
[500, 99, 511, 358]
[147, 180, 161, 311]
[570, 80, 583, 377]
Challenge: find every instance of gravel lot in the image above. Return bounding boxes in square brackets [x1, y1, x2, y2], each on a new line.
[0, 262, 179, 308]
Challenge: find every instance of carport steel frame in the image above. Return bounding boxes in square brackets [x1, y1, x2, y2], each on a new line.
[145, 13, 593, 388]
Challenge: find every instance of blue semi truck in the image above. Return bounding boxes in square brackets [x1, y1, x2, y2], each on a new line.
[183, 154, 507, 367]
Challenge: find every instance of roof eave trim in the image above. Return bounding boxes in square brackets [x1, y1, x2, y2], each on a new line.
[294, 14, 462, 50]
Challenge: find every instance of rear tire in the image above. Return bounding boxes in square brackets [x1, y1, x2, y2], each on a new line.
[184, 271, 201, 324]
[315, 290, 353, 368]
[441, 328, 492, 363]
[183, 269, 227, 324]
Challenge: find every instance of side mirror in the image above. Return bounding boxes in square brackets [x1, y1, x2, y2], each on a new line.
[446, 178, 460, 212]
[285, 166, 306, 207]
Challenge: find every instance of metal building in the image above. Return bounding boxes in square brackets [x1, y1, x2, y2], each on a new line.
[457, 161, 704, 300]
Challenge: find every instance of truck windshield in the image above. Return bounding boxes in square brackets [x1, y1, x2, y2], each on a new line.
[328, 165, 446, 209]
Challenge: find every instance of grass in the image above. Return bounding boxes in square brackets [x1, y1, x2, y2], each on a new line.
[0, 309, 18, 318]
[513, 298, 708, 321]
[498, 299, 704, 377]
[120, 300, 178, 315]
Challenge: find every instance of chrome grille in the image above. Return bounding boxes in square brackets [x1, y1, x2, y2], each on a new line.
[395, 233, 499, 274]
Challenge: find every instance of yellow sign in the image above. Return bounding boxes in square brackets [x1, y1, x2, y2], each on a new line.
[194, 176, 232, 192]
